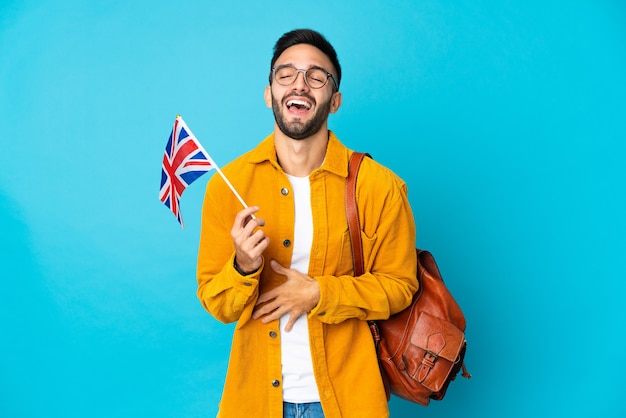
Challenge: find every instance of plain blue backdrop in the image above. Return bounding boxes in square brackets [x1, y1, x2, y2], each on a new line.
[1, 1, 625, 417]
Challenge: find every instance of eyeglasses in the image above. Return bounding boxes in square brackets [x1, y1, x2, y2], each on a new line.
[272, 64, 339, 90]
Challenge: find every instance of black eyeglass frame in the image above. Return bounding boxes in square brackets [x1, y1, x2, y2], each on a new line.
[271, 64, 339, 90]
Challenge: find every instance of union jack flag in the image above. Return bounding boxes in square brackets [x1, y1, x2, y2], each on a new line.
[159, 116, 215, 228]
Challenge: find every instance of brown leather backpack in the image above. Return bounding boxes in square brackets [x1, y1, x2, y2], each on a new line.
[346, 152, 471, 406]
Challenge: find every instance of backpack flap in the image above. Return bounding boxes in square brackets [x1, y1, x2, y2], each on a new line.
[402, 311, 465, 392]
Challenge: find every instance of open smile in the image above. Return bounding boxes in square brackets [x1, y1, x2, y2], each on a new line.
[284, 95, 314, 116]
[286, 99, 312, 110]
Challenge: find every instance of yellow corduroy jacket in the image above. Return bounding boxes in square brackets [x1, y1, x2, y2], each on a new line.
[196, 132, 418, 418]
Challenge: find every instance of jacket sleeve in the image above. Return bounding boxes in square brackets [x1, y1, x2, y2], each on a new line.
[196, 175, 261, 325]
[309, 165, 418, 323]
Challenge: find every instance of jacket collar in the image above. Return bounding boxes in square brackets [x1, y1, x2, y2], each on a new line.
[248, 130, 351, 178]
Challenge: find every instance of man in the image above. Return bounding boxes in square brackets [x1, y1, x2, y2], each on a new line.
[197, 29, 418, 418]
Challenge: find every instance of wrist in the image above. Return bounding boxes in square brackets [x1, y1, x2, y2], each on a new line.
[234, 258, 258, 276]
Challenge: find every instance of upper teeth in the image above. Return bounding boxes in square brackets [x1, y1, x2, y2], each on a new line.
[287, 99, 311, 109]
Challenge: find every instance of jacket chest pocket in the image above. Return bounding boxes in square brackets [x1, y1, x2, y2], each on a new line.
[335, 229, 378, 276]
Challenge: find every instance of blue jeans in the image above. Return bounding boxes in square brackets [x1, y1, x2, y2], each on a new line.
[283, 402, 325, 418]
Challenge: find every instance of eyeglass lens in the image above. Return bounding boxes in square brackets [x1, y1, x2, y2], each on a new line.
[274, 66, 330, 89]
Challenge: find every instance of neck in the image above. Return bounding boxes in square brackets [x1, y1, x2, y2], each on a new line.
[274, 126, 329, 177]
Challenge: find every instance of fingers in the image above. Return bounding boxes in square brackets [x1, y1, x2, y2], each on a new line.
[256, 288, 277, 305]
[252, 299, 277, 320]
[239, 229, 269, 258]
[252, 262, 286, 321]
[231, 206, 269, 273]
[253, 298, 303, 332]
[252, 260, 317, 330]
[235, 205, 260, 228]
[282, 315, 298, 332]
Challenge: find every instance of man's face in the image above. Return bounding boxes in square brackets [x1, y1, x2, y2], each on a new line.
[265, 44, 341, 140]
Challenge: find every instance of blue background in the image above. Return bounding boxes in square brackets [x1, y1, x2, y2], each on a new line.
[1, 1, 625, 417]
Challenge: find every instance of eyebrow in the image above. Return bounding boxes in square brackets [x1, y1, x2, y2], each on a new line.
[277, 63, 331, 73]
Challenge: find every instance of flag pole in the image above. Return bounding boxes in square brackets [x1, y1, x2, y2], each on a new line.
[176, 115, 255, 218]
[213, 164, 254, 215]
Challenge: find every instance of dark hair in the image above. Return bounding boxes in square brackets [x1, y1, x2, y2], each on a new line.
[269, 29, 341, 90]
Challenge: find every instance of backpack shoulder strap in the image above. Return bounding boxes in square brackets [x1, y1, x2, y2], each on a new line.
[346, 151, 370, 276]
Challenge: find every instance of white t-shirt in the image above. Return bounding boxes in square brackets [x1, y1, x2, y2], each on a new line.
[280, 174, 320, 403]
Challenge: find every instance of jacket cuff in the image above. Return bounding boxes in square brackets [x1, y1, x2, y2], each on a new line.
[229, 253, 263, 290]
[308, 276, 331, 319]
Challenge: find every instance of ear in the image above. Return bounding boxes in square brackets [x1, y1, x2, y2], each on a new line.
[264, 86, 273, 108]
[329, 91, 342, 114]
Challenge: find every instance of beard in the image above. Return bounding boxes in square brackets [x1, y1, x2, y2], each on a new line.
[271, 92, 332, 140]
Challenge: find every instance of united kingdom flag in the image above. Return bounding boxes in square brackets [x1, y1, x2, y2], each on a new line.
[159, 116, 215, 228]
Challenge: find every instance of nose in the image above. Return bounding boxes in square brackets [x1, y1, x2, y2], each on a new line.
[293, 69, 309, 90]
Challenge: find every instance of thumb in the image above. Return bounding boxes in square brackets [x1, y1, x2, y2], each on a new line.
[270, 259, 289, 276]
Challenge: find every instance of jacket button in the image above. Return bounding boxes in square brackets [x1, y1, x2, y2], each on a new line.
[283, 239, 291, 247]
[272, 379, 280, 387]
[318, 311, 326, 316]
[269, 331, 277, 338]
[281, 187, 289, 196]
